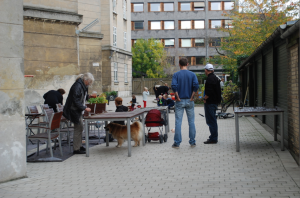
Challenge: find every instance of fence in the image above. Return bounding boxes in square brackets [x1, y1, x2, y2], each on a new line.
[132, 77, 172, 95]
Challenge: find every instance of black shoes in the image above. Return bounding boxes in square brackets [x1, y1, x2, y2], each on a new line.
[203, 139, 218, 144]
[80, 146, 86, 151]
[73, 149, 86, 154]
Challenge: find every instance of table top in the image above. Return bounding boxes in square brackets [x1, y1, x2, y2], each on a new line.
[142, 106, 168, 111]
[84, 109, 145, 119]
[234, 107, 284, 114]
[25, 113, 42, 116]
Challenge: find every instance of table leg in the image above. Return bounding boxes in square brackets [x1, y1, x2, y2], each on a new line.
[127, 118, 131, 157]
[235, 113, 240, 152]
[273, 115, 277, 141]
[85, 119, 89, 157]
[142, 113, 145, 146]
[105, 121, 109, 147]
[280, 112, 284, 151]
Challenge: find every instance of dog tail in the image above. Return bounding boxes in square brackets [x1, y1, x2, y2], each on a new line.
[136, 121, 143, 140]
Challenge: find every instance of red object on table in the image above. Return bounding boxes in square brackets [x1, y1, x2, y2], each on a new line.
[171, 96, 175, 100]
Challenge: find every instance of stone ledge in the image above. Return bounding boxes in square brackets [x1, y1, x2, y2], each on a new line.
[23, 6, 83, 24]
[102, 45, 132, 56]
[79, 31, 104, 39]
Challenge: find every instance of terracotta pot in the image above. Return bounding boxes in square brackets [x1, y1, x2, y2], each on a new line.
[95, 103, 106, 114]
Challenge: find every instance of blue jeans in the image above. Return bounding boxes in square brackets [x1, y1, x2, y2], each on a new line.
[174, 99, 196, 146]
[204, 103, 218, 142]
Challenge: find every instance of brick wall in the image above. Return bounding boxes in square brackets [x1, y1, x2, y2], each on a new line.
[288, 44, 299, 164]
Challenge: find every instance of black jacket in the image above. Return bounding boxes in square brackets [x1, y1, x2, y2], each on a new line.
[63, 78, 88, 124]
[114, 105, 128, 125]
[205, 73, 222, 104]
[43, 90, 63, 112]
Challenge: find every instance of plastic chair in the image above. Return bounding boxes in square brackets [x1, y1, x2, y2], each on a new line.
[27, 111, 64, 158]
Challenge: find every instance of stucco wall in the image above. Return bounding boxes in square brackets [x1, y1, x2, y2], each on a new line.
[0, 0, 27, 183]
[24, 19, 79, 106]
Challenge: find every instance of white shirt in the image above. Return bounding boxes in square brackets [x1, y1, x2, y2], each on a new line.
[143, 91, 150, 101]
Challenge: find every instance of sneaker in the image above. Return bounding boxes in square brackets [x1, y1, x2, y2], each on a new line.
[80, 146, 86, 151]
[172, 144, 179, 149]
[73, 150, 86, 154]
[190, 144, 196, 148]
[203, 139, 218, 144]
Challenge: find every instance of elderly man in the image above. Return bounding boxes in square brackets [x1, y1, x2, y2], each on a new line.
[63, 73, 94, 154]
[203, 64, 222, 144]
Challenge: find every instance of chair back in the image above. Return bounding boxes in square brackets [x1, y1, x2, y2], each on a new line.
[56, 103, 64, 112]
[48, 112, 63, 130]
[27, 106, 39, 114]
[44, 108, 55, 122]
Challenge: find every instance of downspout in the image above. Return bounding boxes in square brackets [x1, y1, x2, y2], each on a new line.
[298, 36, 300, 165]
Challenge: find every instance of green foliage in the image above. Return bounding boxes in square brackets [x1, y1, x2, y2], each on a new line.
[211, 0, 300, 75]
[110, 91, 117, 96]
[132, 38, 170, 78]
[88, 95, 108, 104]
[222, 83, 239, 102]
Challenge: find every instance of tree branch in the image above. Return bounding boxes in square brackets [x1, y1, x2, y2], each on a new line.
[215, 46, 226, 56]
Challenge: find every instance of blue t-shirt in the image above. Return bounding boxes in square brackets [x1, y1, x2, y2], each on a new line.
[171, 70, 199, 99]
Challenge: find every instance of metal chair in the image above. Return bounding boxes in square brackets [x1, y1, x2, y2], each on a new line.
[27, 111, 64, 158]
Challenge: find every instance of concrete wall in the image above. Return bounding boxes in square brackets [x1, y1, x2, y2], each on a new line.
[24, 19, 79, 106]
[24, 0, 78, 13]
[78, 0, 101, 32]
[0, 0, 27, 183]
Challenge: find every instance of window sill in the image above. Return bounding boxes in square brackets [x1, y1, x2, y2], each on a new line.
[113, 11, 117, 15]
[123, 17, 127, 21]
[132, 11, 144, 13]
[124, 82, 129, 85]
[114, 81, 119, 85]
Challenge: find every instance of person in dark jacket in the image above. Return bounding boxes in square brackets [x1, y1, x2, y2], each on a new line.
[43, 89, 65, 112]
[203, 64, 222, 144]
[63, 73, 94, 154]
[114, 97, 128, 125]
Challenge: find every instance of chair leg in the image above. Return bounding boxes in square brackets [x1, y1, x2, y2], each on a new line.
[37, 140, 40, 156]
[58, 133, 63, 157]
[46, 140, 49, 153]
[48, 138, 53, 158]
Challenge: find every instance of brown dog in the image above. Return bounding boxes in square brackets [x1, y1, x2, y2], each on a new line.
[104, 121, 143, 147]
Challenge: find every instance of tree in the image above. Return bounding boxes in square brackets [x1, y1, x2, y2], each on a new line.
[132, 38, 170, 78]
[209, 0, 300, 75]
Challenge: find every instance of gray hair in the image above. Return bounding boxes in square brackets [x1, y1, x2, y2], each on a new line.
[76, 73, 95, 85]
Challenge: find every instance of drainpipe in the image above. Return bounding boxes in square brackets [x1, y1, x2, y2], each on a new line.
[298, 38, 300, 165]
[205, 0, 208, 61]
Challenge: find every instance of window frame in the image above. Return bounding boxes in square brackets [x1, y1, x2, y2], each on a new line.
[195, 56, 206, 65]
[150, 3, 161, 12]
[193, 2, 205, 11]
[124, 32, 127, 50]
[113, 0, 117, 13]
[150, 21, 161, 30]
[180, 20, 192, 29]
[209, 1, 222, 11]
[164, 3, 174, 11]
[181, 39, 192, 47]
[114, 63, 118, 82]
[123, 0, 127, 19]
[113, 27, 117, 47]
[179, 2, 191, 11]
[124, 64, 128, 83]
[209, 20, 222, 29]
[163, 38, 175, 48]
[209, 37, 222, 47]
[224, 1, 234, 10]
[195, 38, 205, 47]
[164, 21, 175, 30]
[194, 20, 205, 29]
[132, 3, 144, 12]
[132, 21, 144, 30]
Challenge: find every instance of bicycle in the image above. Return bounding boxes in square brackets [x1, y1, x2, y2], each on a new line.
[220, 91, 244, 113]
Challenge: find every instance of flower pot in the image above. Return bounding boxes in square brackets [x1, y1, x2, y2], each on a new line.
[95, 103, 106, 114]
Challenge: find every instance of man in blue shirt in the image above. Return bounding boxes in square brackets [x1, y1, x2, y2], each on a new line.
[171, 57, 199, 148]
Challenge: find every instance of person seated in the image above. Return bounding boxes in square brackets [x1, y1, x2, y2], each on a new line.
[166, 95, 175, 109]
[130, 94, 137, 109]
[157, 95, 165, 106]
[114, 97, 128, 125]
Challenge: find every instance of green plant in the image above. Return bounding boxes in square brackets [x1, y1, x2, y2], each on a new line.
[110, 91, 117, 96]
[222, 83, 239, 102]
[88, 95, 108, 104]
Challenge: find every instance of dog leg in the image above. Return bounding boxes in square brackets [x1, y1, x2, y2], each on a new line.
[117, 139, 123, 148]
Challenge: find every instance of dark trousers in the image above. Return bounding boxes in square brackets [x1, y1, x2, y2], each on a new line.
[204, 103, 218, 142]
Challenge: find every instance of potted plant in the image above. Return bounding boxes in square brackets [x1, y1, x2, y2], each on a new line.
[87, 93, 108, 113]
[105, 91, 118, 101]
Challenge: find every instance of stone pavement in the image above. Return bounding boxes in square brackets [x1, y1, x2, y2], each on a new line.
[0, 95, 299, 198]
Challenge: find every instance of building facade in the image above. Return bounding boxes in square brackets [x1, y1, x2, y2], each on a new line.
[239, 20, 300, 165]
[101, 0, 133, 97]
[131, 0, 234, 76]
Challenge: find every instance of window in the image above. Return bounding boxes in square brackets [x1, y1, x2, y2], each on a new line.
[132, 21, 144, 30]
[113, 0, 116, 12]
[210, 20, 222, 29]
[164, 39, 175, 47]
[114, 63, 118, 82]
[209, 37, 221, 47]
[195, 56, 205, 65]
[167, 56, 175, 65]
[194, 2, 205, 10]
[181, 21, 191, 29]
[113, 27, 117, 46]
[124, 64, 128, 83]
[164, 21, 174, 30]
[195, 38, 205, 47]
[224, 19, 233, 28]
[224, 2, 234, 10]
[180, 3, 191, 11]
[195, 20, 205, 29]
[132, 3, 143, 12]
[181, 39, 192, 47]
[210, 2, 221, 10]
[123, 0, 127, 19]
[186, 56, 192, 64]
[124, 32, 127, 50]
[150, 21, 161, 30]
[164, 3, 174, 11]
[150, 3, 160, 11]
